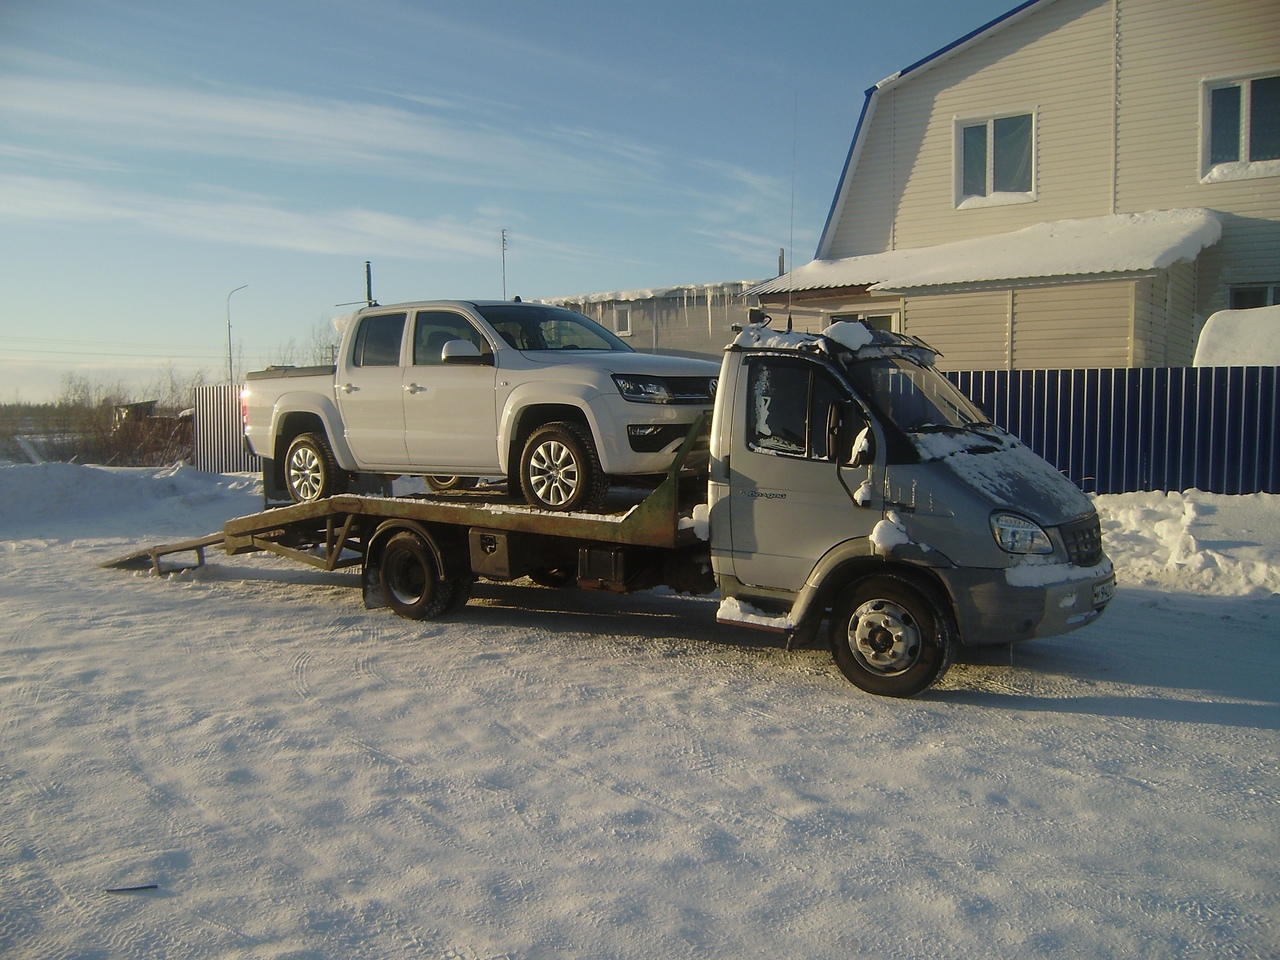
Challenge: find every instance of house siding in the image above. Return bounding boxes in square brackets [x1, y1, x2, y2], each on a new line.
[902, 290, 1012, 369]
[1115, 0, 1280, 315]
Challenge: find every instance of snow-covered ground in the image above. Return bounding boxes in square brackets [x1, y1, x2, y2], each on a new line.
[1, 461, 1277, 959]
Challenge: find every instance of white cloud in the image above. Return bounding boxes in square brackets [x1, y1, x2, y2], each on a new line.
[0, 173, 496, 259]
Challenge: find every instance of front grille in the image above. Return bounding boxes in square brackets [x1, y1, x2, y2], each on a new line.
[1059, 514, 1104, 567]
[664, 377, 716, 404]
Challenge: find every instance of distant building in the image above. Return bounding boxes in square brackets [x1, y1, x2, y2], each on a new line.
[752, 0, 1280, 370]
[548, 280, 764, 358]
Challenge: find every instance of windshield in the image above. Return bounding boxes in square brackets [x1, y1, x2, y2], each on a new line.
[845, 357, 989, 432]
[474, 303, 633, 353]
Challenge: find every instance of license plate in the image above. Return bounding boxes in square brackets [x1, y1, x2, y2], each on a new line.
[1093, 576, 1116, 606]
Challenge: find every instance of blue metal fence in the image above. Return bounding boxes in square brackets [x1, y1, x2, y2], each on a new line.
[947, 367, 1280, 495]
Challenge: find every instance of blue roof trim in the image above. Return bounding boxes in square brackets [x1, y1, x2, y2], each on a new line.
[898, 0, 1047, 79]
[815, 0, 1053, 258]
[816, 85, 876, 258]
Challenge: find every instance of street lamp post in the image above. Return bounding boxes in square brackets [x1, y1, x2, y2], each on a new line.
[226, 284, 248, 383]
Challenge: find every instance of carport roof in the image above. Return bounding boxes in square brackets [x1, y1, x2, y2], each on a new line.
[751, 208, 1223, 296]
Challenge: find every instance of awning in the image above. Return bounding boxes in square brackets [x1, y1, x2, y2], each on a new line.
[753, 208, 1222, 295]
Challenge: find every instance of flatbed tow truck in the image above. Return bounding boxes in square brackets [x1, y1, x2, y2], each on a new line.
[104, 320, 1114, 697]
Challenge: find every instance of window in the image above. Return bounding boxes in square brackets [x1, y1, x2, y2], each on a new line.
[351, 313, 406, 367]
[615, 305, 632, 337]
[1202, 73, 1280, 181]
[1229, 284, 1280, 309]
[746, 358, 859, 461]
[412, 311, 490, 365]
[956, 112, 1035, 207]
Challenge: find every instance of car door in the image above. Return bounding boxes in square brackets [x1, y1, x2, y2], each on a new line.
[403, 309, 501, 471]
[336, 311, 410, 468]
[726, 355, 883, 591]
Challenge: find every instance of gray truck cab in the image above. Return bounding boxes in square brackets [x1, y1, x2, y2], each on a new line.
[709, 317, 1114, 696]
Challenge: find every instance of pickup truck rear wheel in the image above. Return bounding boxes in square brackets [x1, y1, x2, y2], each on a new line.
[379, 531, 456, 620]
[518, 422, 606, 512]
[829, 575, 953, 697]
[285, 433, 345, 503]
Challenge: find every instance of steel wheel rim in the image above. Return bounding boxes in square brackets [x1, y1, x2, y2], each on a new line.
[288, 446, 323, 500]
[386, 550, 427, 605]
[847, 598, 922, 676]
[528, 439, 579, 506]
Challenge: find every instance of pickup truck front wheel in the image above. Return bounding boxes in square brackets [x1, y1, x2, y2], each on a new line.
[284, 433, 345, 503]
[519, 422, 606, 512]
[830, 575, 954, 697]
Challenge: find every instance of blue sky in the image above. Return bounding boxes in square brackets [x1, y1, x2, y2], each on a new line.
[0, 0, 1012, 401]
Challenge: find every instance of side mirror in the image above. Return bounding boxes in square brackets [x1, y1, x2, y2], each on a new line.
[441, 340, 491, 365]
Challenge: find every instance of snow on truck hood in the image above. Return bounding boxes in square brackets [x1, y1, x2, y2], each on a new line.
[914, 429, 1093, 525]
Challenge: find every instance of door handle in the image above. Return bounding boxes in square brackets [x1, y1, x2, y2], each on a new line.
[404, 383, 425, 395]
[342, 382, 356, 394]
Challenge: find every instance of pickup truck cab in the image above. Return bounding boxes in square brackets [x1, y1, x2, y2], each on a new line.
[242, 300, 719, 511]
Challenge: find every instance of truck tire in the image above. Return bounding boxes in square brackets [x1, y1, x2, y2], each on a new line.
[379, 531, 457, 620]
[518, 422, 607, 512]
[285, 433, 346, 503]
[829, 574, 954, 697]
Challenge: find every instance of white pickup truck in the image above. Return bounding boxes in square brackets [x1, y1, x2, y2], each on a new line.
[242, 300, 719, 511]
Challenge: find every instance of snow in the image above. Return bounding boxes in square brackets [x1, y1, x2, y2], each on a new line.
[753, 208, 1223, 294]
[1193, 305, 1280, 366]
[2, 461, 1279, 959]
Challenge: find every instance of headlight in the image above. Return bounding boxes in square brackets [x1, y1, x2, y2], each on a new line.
[613, 374, 673, 403]
[991, 512, 1054, 554]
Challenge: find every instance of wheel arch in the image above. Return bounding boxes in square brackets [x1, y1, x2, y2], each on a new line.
[502, 401, 592, 475]
[365, 519, 469, 583]
[789, 543, 960, 648]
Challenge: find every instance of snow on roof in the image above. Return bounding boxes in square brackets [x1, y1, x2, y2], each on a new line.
[1193, 305, 1280, 367]
[755, 208, 1222, 295]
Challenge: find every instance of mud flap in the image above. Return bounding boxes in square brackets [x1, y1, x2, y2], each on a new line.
[362, 561, 388, 609]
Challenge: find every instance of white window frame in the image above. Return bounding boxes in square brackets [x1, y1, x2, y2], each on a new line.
[953, 110, 1037, 209]
[1229, 283, 1280, 309]
[614, 304, 632, 337]
[1200, 71, 1280, 183]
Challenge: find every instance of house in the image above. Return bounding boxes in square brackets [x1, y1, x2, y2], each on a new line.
[752, 0, 1280, 370]
[548, 280, 764, 358]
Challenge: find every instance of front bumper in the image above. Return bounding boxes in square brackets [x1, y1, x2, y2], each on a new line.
[941, 561, 1115, 647]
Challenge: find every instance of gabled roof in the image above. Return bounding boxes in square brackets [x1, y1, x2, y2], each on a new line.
[816, 0, 1053, 259]
[753, 209, 1222, 294]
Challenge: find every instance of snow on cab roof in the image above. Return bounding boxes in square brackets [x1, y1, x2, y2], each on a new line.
[754, 208, 1223, 296]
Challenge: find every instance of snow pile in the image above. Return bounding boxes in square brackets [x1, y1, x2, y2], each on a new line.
[1, 462, 1278, 959]
[754, 208, 1222, 293]
[1193, 304, 1280, 366]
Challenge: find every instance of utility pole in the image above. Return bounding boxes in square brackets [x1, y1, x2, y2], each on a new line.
[226, 284, 248, 383]
[501, 230, 508, 300]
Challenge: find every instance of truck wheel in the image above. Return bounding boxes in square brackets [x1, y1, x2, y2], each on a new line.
[379, 531, 456, 620]
[518, 422, 606, 512]
[829, 575, 953, 697]
[285, 433, 345, 503]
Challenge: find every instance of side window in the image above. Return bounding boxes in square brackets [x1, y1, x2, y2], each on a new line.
[412, 311, 490, 365]
[746, 358, 861, 461]
[352, 313, 406, 367]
